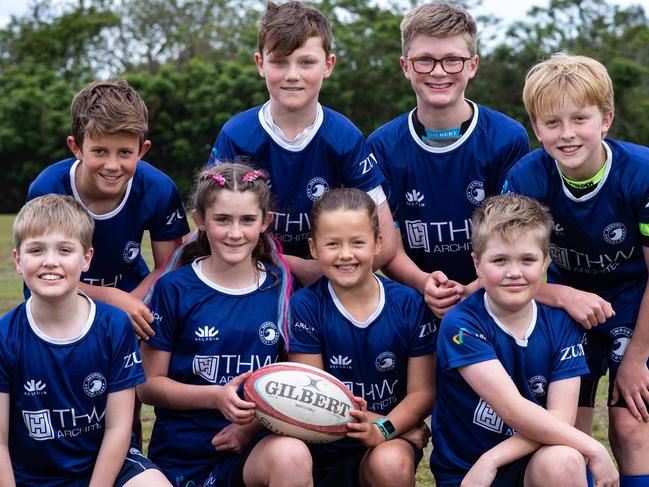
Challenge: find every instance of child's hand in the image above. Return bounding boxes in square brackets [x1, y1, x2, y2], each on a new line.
[562, 288, 614, 329]
[460, 454, 498, 487]
[105, 287, 155, 340]
[212, 371, 256, 424]
[588, 444, 619, 487]
[346, 397, 384, 448]
[211, 422, 258, 453]
[398, 421, 431, 449]
[424, 270, 463, 318]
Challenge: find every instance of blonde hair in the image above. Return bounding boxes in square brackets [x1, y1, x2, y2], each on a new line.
[523, 52, 614, 122]
[71, 79, 149, 147]
[14, 194, 94, 251]
[400, 2, 477, 57]
[310, 188, 380, 240]
[471, 194, 552, 258]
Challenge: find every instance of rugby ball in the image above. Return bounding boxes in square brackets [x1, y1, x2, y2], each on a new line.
[243, 362, 357, 443]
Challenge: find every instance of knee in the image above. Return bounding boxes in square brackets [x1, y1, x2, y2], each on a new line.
[362, 443, 414, 487]
[610, 413, 648, 452]
[527, 446, 585, 486]
[266, 437, 312, 472]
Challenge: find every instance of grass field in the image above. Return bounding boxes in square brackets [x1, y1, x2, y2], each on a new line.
[0, 214, 613, 485]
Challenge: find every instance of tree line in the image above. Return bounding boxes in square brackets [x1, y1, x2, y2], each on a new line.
[0, 0, 647, 211]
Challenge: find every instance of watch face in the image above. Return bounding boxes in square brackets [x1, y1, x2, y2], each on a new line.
[383, 420, 396, 435]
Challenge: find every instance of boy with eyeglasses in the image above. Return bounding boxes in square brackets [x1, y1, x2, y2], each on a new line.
[369, 2, 529, 318]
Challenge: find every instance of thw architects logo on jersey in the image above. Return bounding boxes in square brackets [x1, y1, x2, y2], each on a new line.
[24, 379, 47, 396]
[405, 189, 425, 207]
[330, 355, 352, 369]
[195, 325, 219, 341]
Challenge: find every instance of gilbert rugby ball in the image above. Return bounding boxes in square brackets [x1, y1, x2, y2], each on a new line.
[244, 362, 357, 443]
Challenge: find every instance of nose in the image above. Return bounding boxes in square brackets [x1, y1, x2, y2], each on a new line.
[339, 244, 353, 260]
[227, 223, 243, 240]
[103, 154, 120, 171]
[284, 62, 300, 81]
[430, 60, 447, 76]
[506, 264, 522, 279]
[43, 249, 58, 267]
[560, 123, 575, 140]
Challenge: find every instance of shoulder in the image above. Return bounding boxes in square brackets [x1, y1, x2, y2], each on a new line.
[291, 277, 329, 308]
[609, 139, 649, 174]
[92, 300, 133, 330]
[367, 112, 411, 146]
[28, 158, 75, 196]
[475, 104, 527, 134]
[441, 291, 489, 333]
[380, 276, 422, 305]
[504, 148, 556, 194]
[220, 106, 263, 134]
[320, 107, 364, 145]
[133, 160, 179, 189]
[0, 303, 27, 343]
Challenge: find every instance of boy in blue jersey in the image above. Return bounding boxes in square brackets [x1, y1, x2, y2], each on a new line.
[290, 188, 435, 487]
[207, 1, 396, 286]
[432, 194, 618, 487]
[28, 80, 190, 340]
[0, 194, 170, 486]
[503, 53, 649, 486]
[368, 2, 530, 317]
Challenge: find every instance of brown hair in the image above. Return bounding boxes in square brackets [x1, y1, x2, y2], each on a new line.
[258, 1, 333, 57]
[310, 188, 379, 240]
[471, 194, 552, 258]
[181, 162, 274, 269]
[401, 2, 477, 57]
[14, 194, 94, 251]
[523, 53, 614, 123]
[71, 79, 149, 147]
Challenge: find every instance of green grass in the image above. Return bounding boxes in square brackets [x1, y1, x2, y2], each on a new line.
[0, 214, 612, 485]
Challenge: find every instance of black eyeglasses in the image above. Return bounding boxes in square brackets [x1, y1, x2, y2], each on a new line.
[407, 56, 472, 74]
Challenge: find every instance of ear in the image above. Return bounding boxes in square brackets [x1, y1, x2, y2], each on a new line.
[308, 237, 318, 260]
[471, 251, 481, 277]
[530, 118, 543, 143]
[82, 247, 94, 273]
[67, 136, 83, 160]
[373, 234, 383, 256]
[261, 211, 273, 233]
[466, 54, 479, 80]
[13, 248, 22, 275]
[138, 139, 152, 159]
[192, 209, 206, 232]
[601, 110, 614, 138]
[254, 52, 266, 78]
[400, 56, 411, 80]
[323, 53, 336, 79]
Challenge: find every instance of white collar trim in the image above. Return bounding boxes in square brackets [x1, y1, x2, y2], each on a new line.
[192, 257, 266, 295]
[327, 275, 385, 328]
[258, 101, 323, 152]
[26, 293, 96, 345]
[407, 100, 479, 153]
[483, 293, 537, 347]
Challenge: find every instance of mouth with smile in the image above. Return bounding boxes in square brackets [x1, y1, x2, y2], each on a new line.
[335, 263, 359, 273]
[558, 145, 581, 155]
[38, 272, 64, 281]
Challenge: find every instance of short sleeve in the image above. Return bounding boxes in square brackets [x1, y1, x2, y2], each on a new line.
[288, 291, 323, 355]
[147, 177, 190, 242]
[496, 130, 530, 190]
[108, 313, 146, 392]
[437, 313, 497, 371]
[407, 295, 438, 357]
[340, 136, 385, 193]
[147, 276, 182, 352]
[549, 314, 589, 382]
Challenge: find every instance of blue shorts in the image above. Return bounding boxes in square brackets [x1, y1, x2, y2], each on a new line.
[437, 455, 531, 487]
[114, 447, 162, 487]
[578, 326, 649, 408]
[310, 439, 422, 487]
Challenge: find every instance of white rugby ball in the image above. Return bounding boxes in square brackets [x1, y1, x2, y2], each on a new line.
[243, 362, 357, 443]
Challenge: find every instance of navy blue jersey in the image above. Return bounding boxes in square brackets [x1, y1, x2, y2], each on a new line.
[289, 275, 436, 416]
[0, 298, 144, 486]
[208, 103, 385, 258]
[503, 139, 649, 328]
[28, 158, 189, 292]
[146, 259, 283, 474]
[430, 290, 588, 484]
[368, 103, 529, 284]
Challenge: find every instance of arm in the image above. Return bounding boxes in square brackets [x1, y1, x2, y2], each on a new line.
[347, 354, 436, 447]
[373, 201, 397, 270]
[612, 246, 649, 421]
[88, 388, 134, 487]
[534, 282, 614, 329]
[460, 359, 617, 485]
[284, 255, 322, 287]
[462, 377, 580, 487]
[382, 233, 463, 317]
[130, 238, 183, 301]
[0, 393, 15, 487]
[137, 343, 256, 423]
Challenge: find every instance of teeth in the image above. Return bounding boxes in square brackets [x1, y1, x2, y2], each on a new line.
[337, 265, 358, 271]
[40, 274, 62, 281]
[429, 83, 451, 88]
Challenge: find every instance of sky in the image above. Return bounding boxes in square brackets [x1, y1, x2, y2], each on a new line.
[0, 0, 646, 29]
